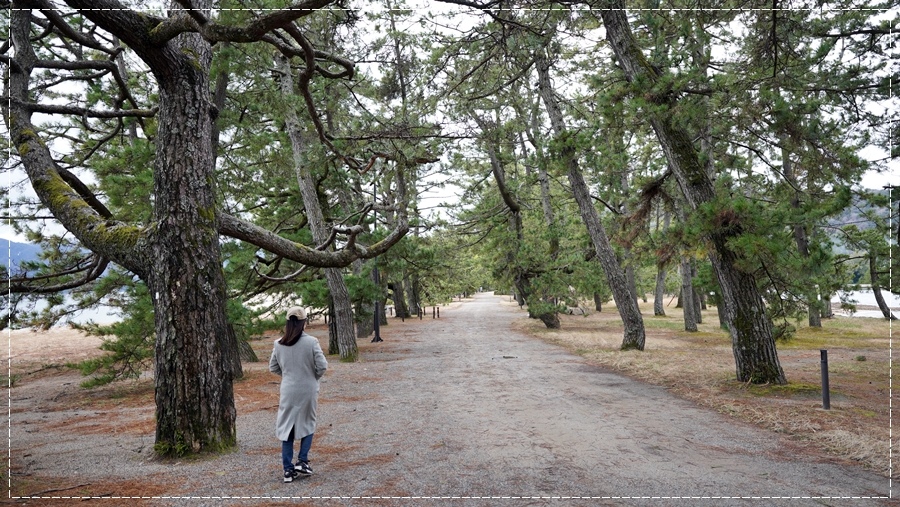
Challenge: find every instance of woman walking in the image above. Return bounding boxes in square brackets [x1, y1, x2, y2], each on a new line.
[269, 306, 328, 482]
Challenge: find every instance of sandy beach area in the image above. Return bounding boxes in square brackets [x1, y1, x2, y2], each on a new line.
[4, 327, 105, 372]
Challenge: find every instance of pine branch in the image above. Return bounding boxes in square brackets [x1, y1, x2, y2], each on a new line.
[6, 254, 110, 294]
[5, 98, 158, 118]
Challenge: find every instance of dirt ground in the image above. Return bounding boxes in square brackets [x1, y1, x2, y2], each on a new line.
[3, 292, 892, 506]
[515, 297, 892, 482]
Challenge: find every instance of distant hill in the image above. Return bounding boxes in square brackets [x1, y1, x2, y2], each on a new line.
[1, 241, 42, 270]
[830, 188, 892, 230]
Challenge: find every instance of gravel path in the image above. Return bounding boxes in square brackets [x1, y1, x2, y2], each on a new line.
[10, 292, 890, 506]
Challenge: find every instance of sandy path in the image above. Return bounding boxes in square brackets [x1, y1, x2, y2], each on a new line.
[9, 292, 889, 506]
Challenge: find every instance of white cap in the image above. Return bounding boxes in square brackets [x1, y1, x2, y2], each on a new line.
[286, 306, 307, 320]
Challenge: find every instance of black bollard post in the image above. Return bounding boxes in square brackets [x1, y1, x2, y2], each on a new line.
[820, 349, 830, 410]
[437, 307, 440, 318]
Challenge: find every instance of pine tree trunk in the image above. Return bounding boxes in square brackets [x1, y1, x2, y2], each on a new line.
[536, 50, 644, 350]
[783, 145, 822, 327]
[9, 6, 240, 456]
[624, 251, 639, 304]
[691, 262, 702, 324]
[327, 297, 339, 355]
[405, 273, 419, 317]
[681, 258, 698, 332]
[150, 25, 237, 455]
[601, 4, 784, 382]
[653, 267, 666, 316]
[870, 254, 898, 320]
[521, 101, 560, 261]
[713, 292, 729, 330]
[478, 116, 559, 329]
[278, 56, 358, 361]
[392, 281, 410, 318]
[821, 293, 834, 319]
[353, 260, 375, 338]
[693, 288, 703, 324]
[593, 292, 603, 312]
[654, 206, 671, 319]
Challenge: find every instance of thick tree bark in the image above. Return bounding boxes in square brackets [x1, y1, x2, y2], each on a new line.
[600, 3, 784, 381]
[536, 50, 644, 349]
[277, 56, 358, 361]
[147, 19, 237, 455]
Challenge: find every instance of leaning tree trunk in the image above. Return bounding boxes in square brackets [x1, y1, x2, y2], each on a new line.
[601, 3, 784, 382]
[277, 56, 358, 361]
[150, 26, 237, 455]
[870, 253, 898, 320]
[536, 50, 644, 349]
[476, 113, 559, 328]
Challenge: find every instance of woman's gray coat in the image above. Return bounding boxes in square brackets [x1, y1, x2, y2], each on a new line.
[269, 333, 328, 441]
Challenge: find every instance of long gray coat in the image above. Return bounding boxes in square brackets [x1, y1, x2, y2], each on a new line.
[269, 333, 328, 441]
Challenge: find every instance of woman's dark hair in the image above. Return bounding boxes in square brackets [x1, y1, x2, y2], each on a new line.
[278, 316, 306, 346]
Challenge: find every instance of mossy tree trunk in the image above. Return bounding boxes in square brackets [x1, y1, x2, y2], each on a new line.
[600, 2, 785, 383]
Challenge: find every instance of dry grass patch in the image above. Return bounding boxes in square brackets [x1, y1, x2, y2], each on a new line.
[514, 299, 892, 478]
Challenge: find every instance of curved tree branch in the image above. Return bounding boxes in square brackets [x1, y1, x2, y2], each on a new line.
[30, 0, 118, 55]
[7, 8, 149, 278]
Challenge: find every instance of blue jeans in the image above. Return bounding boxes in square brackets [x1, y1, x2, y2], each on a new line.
[281, 427, 314, 472]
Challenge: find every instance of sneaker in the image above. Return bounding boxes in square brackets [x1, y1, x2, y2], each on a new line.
[296, 461, 313, 475]
[283, 469, 301, 483]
